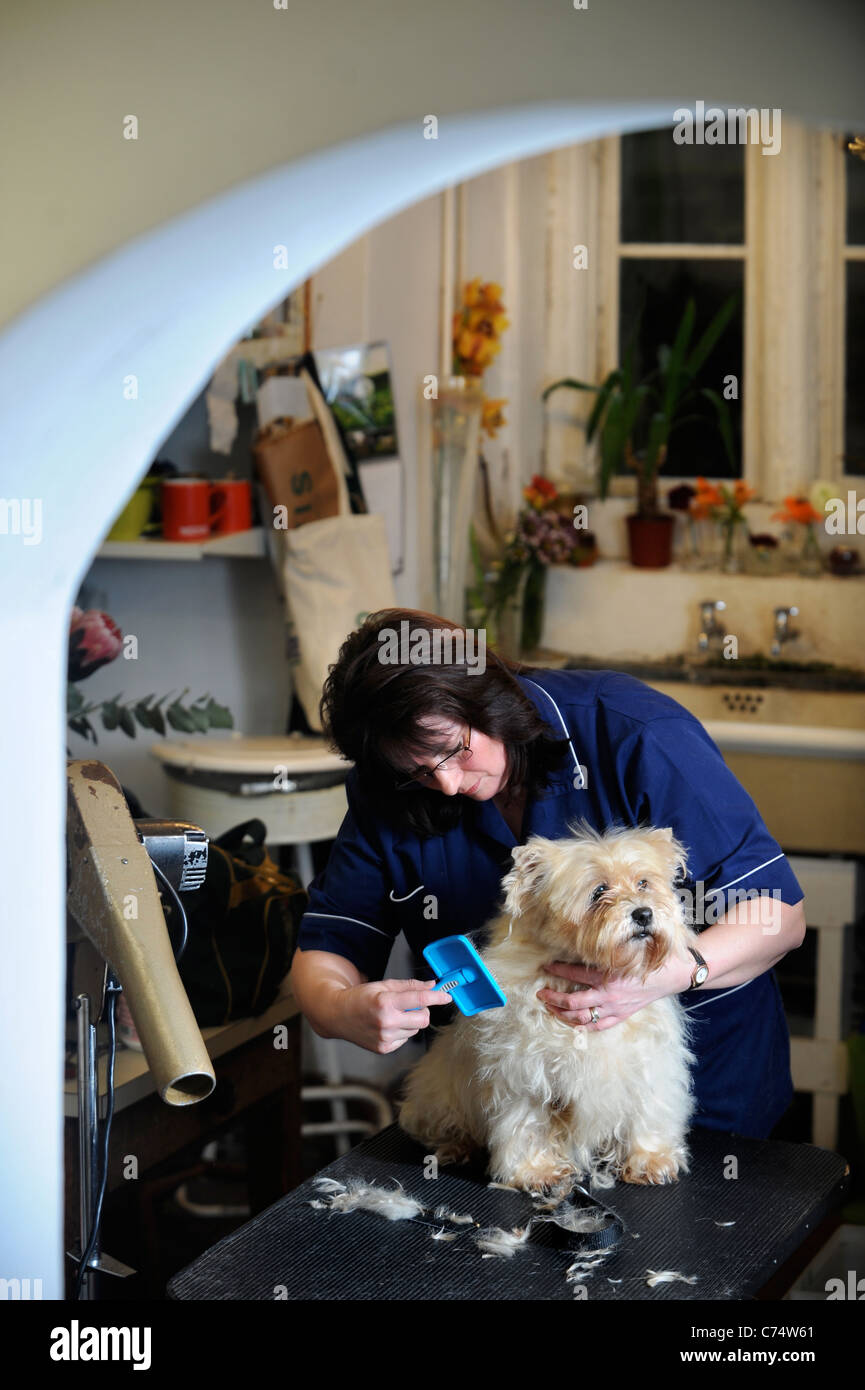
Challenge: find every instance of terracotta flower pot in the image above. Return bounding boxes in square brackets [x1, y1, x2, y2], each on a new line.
[626, 514, 675, 568]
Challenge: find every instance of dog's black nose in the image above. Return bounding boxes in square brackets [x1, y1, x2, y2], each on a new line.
[631, 906, 653, 928]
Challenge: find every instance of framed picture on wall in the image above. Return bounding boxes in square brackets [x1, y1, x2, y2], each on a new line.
[312, 340, 405, 576]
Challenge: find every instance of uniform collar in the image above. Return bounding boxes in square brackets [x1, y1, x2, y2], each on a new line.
[514, 671, 583, 794]
[468, 670, 583, 851]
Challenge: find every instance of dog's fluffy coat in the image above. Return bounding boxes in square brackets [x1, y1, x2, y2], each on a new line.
[399, 823, 700, 1193]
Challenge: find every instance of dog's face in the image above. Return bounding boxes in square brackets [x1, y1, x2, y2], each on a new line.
[500, 824, 692, 982]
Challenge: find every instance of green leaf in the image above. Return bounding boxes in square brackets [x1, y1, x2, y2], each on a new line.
[644, 411, 670, 473]
[69, 716, 98, 744]
[620, 382, 652, 442]
[151, 706, 166, 736]
[101, 701, 119, 731]
[661, 299, 696, 422]
[685, 292, 740, 378]
[133, 702, 154, 730]
[585, 371, 623, 442]
[668, 412, 705, 435]
[698, 387, 737, 468]
[67, 685, 84, 713]
[598, 393, 626, 499]
[542, 376, 600, 402]
[119, 707, 136, 738]
[203, 698, 234, 730]
[187, 704, 210, 733]
[166, 704, 196, 733]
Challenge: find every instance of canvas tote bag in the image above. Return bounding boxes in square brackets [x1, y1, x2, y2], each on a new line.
[278, 510, 396, 731]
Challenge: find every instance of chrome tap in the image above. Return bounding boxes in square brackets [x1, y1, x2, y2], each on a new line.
[770, 606, 799, 657]
[697, 600, 727, 655]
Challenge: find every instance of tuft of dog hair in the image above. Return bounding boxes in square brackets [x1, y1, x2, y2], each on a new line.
[398, 821, 700, 1195]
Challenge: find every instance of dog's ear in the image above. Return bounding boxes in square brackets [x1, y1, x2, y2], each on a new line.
[646, 827, 689, 885]
[501, 837, 555, 918]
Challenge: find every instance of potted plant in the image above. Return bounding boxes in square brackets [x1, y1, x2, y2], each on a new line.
[469, 476, 598, 658]
[542, 295, 738, 568]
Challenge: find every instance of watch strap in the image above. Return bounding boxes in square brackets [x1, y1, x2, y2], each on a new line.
[687, 946, 709, 991]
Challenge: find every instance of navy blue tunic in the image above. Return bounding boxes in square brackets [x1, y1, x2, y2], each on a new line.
[297, 668, 804, 1138]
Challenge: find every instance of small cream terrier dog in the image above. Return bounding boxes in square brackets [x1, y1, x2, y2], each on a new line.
[399, 823, 700, 1193]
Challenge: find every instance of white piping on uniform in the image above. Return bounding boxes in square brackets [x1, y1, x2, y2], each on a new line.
[716, 853, 784, 892]
[303, 911, 392, 939]
[681, 978, 756, 1012]
[389, 884, 425, 902]
[522, 677, 581, 777]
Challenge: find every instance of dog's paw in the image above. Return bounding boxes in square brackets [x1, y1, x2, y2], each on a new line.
[434, 1139, 477, 1167]
[505, 1159, 577, 1197]
[619, 1146, 686, 1185]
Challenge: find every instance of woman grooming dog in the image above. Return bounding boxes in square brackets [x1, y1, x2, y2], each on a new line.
[290, 608, 806, 1140]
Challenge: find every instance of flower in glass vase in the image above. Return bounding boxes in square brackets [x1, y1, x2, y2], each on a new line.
[485, 475, 597, 658]
[771, 495, 824, 577]
[692, 477, 755, 573]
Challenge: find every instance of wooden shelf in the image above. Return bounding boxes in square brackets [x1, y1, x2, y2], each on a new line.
[95, 528, 266, 561]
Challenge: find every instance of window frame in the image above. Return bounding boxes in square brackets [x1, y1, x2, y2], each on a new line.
[593, 126, 855, 502]
[610, 133, 752, 491]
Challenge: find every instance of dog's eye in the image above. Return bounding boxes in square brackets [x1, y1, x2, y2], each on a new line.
[590, 884, 608, 903]
[637, 879, 648, 891]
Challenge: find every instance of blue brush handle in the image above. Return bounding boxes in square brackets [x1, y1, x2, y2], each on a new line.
[406, 967, 470, 1010]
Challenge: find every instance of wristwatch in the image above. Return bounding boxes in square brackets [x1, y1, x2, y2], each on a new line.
[686, 946, 709, 991]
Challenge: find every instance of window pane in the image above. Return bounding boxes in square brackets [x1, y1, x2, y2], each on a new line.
[619, 258, 744, 480]
[845, 262, 865, 476]
[621, 126, 744, 244]
[846, 145, 865, 245]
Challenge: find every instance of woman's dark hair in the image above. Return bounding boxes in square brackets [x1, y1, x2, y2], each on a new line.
[319, 608, 572, 836]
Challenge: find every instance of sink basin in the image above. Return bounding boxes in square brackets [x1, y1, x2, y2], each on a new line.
[647, 680, 865, 855]
[647, 682, 865, 755]
[544, 653, 865, 854]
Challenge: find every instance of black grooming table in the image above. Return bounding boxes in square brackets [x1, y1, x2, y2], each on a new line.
[168, 1124, 848, 1301]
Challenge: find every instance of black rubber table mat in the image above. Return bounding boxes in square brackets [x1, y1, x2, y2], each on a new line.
[168, 1124, 848, 1301]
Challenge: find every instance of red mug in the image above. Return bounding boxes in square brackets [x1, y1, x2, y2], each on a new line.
[208, 479, 252, 535]
[162, 479, 218, 541]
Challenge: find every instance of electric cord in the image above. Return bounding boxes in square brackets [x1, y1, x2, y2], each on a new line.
[152, 859, 189, 962]
[74, 972, 120, 1300]
[74, 865, 188, 1299]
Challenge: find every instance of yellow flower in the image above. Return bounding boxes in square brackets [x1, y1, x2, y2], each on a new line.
[452, 279, 510, 378]
[482, 397, 508, 438]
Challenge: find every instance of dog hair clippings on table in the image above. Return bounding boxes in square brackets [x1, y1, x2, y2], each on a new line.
[308, 1174, 627, 1292]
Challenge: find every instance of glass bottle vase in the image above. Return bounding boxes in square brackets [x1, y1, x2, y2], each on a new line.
[719, 518, 748, 574]
[797, 523, 823, 577]
[429, 377, 484, 623]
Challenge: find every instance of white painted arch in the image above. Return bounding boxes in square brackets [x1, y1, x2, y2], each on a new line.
[0, 101, 679, 1295]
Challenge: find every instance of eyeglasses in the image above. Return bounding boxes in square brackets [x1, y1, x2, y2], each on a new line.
[394, 727, 473, 792]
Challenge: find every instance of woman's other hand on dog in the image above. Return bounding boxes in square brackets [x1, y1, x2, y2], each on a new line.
[536, 955, 692, 1030]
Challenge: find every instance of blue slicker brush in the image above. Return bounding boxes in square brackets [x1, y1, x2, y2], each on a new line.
[419, 934, 507, 1016]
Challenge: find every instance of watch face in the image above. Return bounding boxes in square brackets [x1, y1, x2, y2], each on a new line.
[695, 965, 709, 984]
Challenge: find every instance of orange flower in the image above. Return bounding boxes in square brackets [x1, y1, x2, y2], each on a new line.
[691, 476, 724, 520]
[482, 396, 508, 439]
[733, 481, 756, 507]
[523, 474, 557, 509]
[771, 495, 822, 525]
